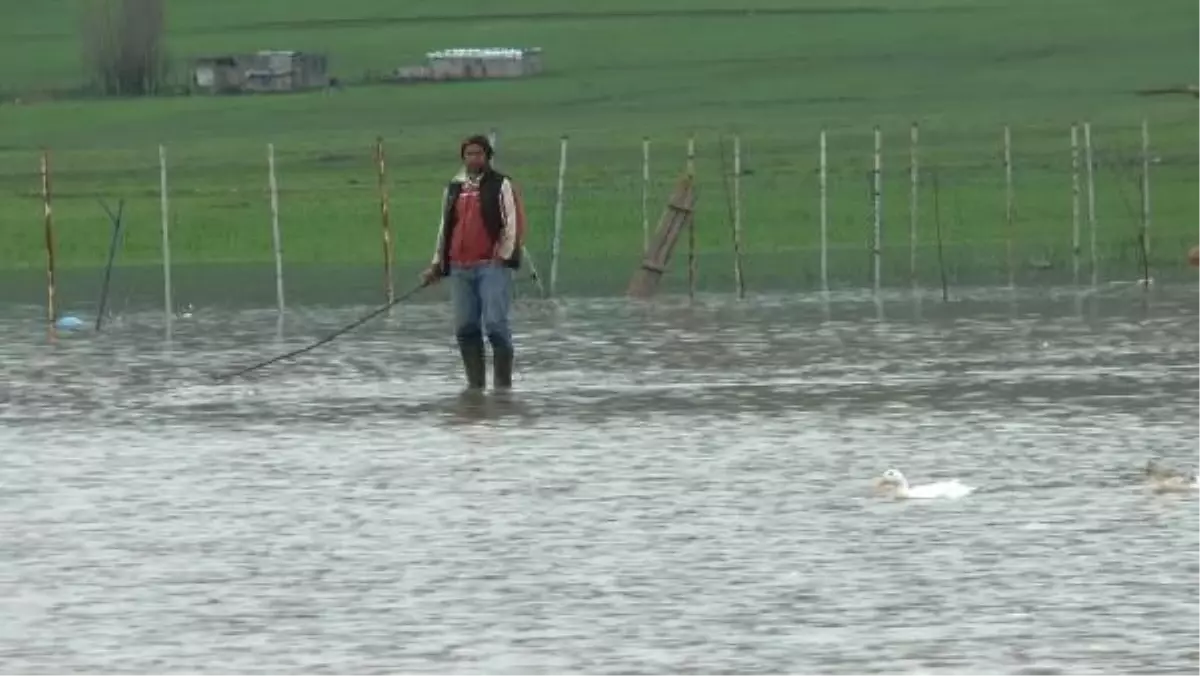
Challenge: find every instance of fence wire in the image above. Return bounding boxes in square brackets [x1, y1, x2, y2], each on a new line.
[1, 120, 1194, 310]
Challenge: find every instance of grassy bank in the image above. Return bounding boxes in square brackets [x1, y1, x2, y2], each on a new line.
[0, 0, 1195, 295]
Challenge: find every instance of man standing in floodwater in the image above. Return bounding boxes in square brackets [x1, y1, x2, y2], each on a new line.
[421, 134, 526, 391]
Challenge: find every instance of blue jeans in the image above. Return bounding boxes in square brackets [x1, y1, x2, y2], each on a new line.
[449, 262, 513, 350]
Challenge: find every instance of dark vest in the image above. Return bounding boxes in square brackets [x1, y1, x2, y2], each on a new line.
[439, 168, 522, 273]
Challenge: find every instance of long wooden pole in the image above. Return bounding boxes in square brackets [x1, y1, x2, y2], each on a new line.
[1004, 124, 1014, 289]
[268, 143, 285, 317]
[909, 122, 919, 288]
[819, 129, 828, 294]
[159, 144, 173, 338]
[642, 136, 650, 254]
[375, 136, 395, 305]
[1083, 122, 1097, 286]
[549, 135, 569, 297]
[729, 136, 746, 297]
[872, 126, 882, 294]
[1140, 118, 1151, 260]
[1070, 123, 1081, 286]
[40, 149, 58, 329]
[687, 134, 696, 300]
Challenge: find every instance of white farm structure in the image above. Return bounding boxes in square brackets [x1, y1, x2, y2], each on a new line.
[393, 48, 543, 82]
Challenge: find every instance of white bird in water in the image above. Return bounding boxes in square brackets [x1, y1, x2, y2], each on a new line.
[1144, 459, 1189, 480]
[1149, 474, 1198, 493]
[1143, 460, 1198, 494]
[873, 468, 975, 500]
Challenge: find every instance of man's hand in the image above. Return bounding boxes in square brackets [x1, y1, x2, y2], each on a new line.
[420, 264, 443, 286]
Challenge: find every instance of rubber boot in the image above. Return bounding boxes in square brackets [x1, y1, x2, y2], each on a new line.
[458, 337, 486, 390]
[492, 344, 514, 390]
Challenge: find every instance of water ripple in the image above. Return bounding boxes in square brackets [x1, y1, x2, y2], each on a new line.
[0, 285, 1196, 674]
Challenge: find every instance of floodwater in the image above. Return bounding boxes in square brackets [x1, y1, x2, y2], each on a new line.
[1, 283, 1197, 675]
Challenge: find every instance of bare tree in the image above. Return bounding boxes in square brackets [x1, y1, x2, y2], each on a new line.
[81, 0, 168, 96]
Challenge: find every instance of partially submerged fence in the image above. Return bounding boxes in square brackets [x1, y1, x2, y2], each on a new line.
[12, 118, 1196, 333]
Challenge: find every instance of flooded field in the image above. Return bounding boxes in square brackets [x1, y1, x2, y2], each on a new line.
[1, 283, 1197, 674]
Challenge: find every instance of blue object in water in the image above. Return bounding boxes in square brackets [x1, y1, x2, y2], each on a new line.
[55, 315, 85, 331]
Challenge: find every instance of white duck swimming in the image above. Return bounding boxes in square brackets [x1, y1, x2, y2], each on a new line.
[1149, 474, 1198, 493]
[1143, 460, 1198, 493]
[874, 468, 974, 500]
[1144, 459, 1192, 480]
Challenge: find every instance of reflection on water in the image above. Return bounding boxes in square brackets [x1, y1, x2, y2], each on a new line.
[1, 284, 1196, 674]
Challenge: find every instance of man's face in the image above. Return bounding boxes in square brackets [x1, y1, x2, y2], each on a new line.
[463, 144, 488, 173]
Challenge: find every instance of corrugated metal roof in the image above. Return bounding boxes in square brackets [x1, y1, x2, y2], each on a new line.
[426, 47, 541, 60]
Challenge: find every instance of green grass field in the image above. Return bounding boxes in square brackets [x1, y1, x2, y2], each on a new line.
[0, 0, 1195, 297]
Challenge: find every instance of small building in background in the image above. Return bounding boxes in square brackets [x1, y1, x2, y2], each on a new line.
[191, 51, 330, 94]
[392, 47, 543, 83]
